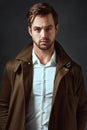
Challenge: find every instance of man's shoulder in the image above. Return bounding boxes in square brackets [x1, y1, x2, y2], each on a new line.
[4, 58, 21, 73]
[70, 60, 83, 77]
[55, 40, 82, 72]
[5, 42, 33, 72]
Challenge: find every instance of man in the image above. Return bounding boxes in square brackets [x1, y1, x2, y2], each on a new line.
[0, 2, 87, 130]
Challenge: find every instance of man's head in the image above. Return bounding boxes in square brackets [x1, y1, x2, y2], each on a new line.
[27, 3, 58, 51]
[27, 2, 58, 28]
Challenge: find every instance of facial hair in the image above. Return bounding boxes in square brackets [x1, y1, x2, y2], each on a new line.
[33, 38, 55, 51]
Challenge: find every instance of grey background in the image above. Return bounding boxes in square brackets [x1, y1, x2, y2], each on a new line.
[0, 0, 87, 90]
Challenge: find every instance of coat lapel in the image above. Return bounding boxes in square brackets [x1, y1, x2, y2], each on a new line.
[52, 41, 72, 106]
[52, 64, 70, 106]
[22, 61, 33, 113]
[16, 42, 33, 113]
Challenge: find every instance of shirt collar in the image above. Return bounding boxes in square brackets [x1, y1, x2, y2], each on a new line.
[32, 49, 56, 66]
[32, 49, 40, 65]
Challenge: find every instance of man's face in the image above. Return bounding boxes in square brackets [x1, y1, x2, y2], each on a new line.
[28, 13, 58, 51]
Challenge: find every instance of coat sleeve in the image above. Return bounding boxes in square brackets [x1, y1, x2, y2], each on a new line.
[76, 67, 87, 130]
[0, 62, 12, 130]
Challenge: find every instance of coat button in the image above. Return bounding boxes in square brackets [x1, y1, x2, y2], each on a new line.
[64, 68, 68, 71]
[28, 62, 30, 65]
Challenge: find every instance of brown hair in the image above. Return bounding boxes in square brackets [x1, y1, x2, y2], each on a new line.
[27, 3, 58, 27]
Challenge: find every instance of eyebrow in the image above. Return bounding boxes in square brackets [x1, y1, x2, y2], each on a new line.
[33, 25, 53, 29]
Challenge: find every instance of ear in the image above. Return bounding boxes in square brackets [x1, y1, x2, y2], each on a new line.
[55, 24, 58, 33]
[28, 26, 32, 36]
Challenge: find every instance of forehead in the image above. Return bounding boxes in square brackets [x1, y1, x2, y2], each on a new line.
[31, 13, 55, 27]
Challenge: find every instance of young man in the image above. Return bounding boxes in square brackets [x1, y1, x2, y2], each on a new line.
[0, 2, 87, 130]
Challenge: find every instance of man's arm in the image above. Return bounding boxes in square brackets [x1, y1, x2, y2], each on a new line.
[0, 63, 11, 130]
[76, 68, 87, 130]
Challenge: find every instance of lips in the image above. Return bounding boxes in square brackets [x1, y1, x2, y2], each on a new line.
[40, 39, 49, 43]
[40, 41, 48, 43]
[39, 38, 49, 45]
[40, 41, 48, 45]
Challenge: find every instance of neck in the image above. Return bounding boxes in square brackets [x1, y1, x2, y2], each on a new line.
[33, 45, 54, 65]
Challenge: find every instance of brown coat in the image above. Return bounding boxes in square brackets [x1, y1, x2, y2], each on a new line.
[0, 41, 87, 130]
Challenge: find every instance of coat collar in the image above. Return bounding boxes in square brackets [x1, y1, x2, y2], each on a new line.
[16, 42, 33, 63]
[54, 41, 72, 67]
[16, 41, 72, 68]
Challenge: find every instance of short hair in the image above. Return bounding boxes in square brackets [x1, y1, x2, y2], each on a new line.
[27, 2, 58, 27]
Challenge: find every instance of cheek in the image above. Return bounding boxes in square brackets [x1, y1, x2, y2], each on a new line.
[49, 31, 56, 38]
[32, 32, 39, 37]
[32, 33, 40, 41]
[49, 29, 56, 35]
[35, 34, 40, 39]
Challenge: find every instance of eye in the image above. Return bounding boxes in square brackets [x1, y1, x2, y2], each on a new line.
[34, 27, 41, 32]
[45, 26, 53, 32]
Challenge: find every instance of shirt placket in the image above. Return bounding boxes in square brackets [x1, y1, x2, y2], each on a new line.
[41, 66, 46, 129]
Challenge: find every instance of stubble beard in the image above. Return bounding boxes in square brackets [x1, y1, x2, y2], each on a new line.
[33, 39, 55, 51]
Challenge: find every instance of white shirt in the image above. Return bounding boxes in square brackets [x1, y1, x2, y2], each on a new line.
[26, 49, 56, 130]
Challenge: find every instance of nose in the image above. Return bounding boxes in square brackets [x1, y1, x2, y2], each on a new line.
[40, 29, 47, 38]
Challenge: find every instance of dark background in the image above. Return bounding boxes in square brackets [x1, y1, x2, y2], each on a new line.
[0, 0, 87, 90]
